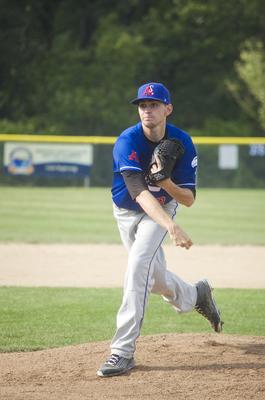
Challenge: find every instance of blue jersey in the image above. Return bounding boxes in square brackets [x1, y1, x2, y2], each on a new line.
[112, 122, 197, 211]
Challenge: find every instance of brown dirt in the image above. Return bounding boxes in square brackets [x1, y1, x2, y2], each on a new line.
[1, 334, 265, 400]
[1, 243, 265, 288]
[1, 244, 265, 399]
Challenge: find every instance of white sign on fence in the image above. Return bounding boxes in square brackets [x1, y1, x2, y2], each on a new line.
[218, 145, 239, 170]
[4, 142, 93, 177]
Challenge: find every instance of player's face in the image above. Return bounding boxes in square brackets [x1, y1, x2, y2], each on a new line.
[138, 100, 173, 129]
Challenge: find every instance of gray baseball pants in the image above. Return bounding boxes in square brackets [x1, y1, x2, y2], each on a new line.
[110, 200, 197, 359]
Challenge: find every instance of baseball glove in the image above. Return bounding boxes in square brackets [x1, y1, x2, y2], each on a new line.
[146, 138, 184, 185]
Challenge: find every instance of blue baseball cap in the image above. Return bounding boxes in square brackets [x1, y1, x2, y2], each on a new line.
[131, 82, 171, 105]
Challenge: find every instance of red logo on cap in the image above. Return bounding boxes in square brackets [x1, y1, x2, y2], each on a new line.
[143, 85, 154, 96]
[128, 150, 139, 162]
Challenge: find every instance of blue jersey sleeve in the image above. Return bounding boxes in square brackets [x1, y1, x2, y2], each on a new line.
[113, 136, 143, 173]
[172, 135, 197, 189]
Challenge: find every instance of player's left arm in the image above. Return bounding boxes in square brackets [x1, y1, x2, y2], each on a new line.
[156, 177, 195, 207]
[152, 135, 197, 207]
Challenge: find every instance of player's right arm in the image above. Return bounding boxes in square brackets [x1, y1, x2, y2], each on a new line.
[135, 189, 193, 249]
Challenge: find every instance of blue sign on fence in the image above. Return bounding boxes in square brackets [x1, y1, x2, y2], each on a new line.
[4, 142, 93, 177]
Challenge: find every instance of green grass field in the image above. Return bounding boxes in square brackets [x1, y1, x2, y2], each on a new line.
[0, 286, 264, 352]
[0, 187, 264, 352]
[0, 187, 264, 244]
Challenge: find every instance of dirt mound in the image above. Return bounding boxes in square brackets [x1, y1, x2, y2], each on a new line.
[1, 333, 264, 400]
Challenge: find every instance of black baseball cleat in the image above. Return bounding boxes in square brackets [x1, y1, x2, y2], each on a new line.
[97, 354, 135, 377]
[195, 279, 224, 333]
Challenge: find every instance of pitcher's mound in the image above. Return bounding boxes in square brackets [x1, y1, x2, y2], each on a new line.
[1, 333, 265, 400]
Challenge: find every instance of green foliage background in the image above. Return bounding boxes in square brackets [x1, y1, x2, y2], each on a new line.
[0, 1, 264, 188]
[0, 0, 265, 136]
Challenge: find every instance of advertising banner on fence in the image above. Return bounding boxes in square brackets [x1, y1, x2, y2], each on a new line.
[3, 142, 93, 177]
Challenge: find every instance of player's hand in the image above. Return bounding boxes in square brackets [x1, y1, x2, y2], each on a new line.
[150, 155, 170, 187]
[150, 155, 162, 174]
[167, 222, 193, 249]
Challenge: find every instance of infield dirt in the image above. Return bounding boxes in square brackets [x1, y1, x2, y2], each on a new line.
[0, 244, 265, 399]
[1, 333, 265, 400]
[1, 243, 265, 288]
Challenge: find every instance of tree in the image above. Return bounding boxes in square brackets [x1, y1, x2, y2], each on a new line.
[227, 41, 265, 130]
[1, 0, 265, 135]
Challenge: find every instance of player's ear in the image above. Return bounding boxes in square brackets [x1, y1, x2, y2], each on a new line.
[166, 104, 173, 116]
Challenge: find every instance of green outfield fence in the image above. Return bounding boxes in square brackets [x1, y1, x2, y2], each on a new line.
[0, 134, 264, 188]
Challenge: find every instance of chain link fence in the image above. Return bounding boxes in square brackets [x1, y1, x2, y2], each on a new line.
[0, 138, 264, 188]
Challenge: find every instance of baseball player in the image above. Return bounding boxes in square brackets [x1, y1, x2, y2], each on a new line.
[97, 82, 223, 377]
